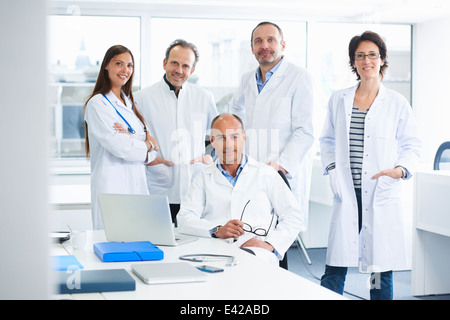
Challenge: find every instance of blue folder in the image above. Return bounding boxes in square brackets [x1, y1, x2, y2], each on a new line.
[55, 269, 135, 294]
[52, 255, 84, 271]
[94, 241, 164, 262]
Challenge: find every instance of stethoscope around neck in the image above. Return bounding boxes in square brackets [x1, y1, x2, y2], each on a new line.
[102, 93, 136, 134]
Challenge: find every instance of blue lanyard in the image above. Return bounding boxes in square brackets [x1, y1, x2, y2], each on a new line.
[102, 94, 136, 134]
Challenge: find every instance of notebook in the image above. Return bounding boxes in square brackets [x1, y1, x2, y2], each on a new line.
[131, 262, 207, 285]
[55, 269, 135, 294]
[98, 193, 197, 246]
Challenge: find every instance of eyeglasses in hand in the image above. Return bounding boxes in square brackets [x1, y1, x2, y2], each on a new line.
[239, 200, 274, 237]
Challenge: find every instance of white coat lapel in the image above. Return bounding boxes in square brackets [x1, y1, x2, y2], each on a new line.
[367, 83, 388, 112]
[258, 59, 286, 95]
[206, 160, 233, 188]
[251, 70, 259, 96]
[214, 169, 233, 188]
[106, 90, 133, 116]
[343, 85, 358, 131]
[261, 72, 283, 94]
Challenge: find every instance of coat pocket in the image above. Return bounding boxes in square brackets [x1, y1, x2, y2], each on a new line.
[146, 163, 173, 188]
[374, 175, 400, 205]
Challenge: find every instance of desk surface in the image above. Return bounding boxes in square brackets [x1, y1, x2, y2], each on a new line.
[412, 171, 450, 295]
[414, 171, 450, 237]
[52, 230, 344, 300]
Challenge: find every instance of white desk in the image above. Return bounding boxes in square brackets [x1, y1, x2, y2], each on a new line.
[52, 230, 345, 300]
[412, 170, 450, 295]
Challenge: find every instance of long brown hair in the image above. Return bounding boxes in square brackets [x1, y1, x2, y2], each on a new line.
[82, 45, 146, 157]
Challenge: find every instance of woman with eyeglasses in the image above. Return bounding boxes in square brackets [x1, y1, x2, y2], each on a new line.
[83, 45, 159, 230]
[319, 31, 421, 299]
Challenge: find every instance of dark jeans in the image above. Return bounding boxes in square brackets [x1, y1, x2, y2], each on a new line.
[355, 188, 362, 232]
[320, 265, 393, 300]
[320, 188, 393, 300]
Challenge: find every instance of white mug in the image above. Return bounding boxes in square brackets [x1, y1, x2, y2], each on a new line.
[70, 230, 87, 250]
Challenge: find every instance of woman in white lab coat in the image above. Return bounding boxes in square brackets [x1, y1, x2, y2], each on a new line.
[319, 31, 420, 299]
[83, 45, 158, 230]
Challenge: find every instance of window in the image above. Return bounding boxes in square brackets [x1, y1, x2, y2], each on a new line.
[149, 18, 307, 113]
[48, 15, 141, 158]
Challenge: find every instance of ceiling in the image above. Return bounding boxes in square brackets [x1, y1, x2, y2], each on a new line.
[51, 0, 450, 24]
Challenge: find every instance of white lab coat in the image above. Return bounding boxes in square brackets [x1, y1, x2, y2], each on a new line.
[84, 91, 157, 230]
[229, 58, 314, 228]
[319, 83, 421, 272]
[177, 156, 305, 261]
[135, 79, 218, 204]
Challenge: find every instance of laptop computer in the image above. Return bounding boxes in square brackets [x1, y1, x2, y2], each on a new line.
[131, 262, 207, 285]
[98, 193, 197, 246]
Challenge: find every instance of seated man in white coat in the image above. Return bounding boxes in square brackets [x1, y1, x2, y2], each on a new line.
[177, 113, 304, 265]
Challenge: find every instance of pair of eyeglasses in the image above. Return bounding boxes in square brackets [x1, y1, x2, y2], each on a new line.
[239, 200, 274, 236]
[354, 52, 380, 60]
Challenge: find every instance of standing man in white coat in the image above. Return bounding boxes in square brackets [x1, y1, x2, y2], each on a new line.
[177, 113, 304, 265]
[135, 39, 218, 224]
[229, 21, 314, 229]
[319, 31, 421, 299]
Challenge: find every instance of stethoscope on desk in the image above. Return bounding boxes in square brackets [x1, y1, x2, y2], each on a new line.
[103, 93, 136, 134]
[179, 254, 237, 267]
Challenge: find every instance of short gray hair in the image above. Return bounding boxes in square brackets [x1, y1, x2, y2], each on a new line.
[165, 39, 200, 68]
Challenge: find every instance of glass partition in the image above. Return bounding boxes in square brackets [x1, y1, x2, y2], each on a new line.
[47, 15, 141, 158]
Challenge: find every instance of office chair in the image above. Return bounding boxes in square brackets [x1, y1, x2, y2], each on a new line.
[433, 141, 450, 170]
[277, 171, 312, 270]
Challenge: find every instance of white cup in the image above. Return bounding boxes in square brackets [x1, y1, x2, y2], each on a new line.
[70, 230, 87, 250]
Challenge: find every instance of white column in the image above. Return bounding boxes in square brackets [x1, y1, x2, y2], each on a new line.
[0, 0, 49, 299]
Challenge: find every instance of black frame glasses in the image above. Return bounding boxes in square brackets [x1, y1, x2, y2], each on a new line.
[239, 200, 274, 236]
[354, 52, 380, 60]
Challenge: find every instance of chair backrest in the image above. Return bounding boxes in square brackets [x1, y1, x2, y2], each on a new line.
[278, 171, 291, 189]
[434, 141, 450, 170]
[277, 170, 291, 270]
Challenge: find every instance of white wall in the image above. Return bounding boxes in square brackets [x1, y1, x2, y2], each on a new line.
[0, 0, 49, 299]
[413, 16, 450, 165]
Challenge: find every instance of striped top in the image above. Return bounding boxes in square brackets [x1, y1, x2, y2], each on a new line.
[349, 105, 369, 188]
